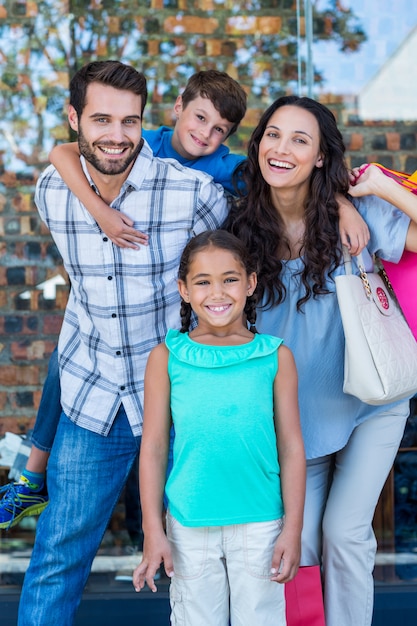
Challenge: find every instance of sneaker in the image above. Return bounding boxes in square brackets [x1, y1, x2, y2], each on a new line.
[0, 481, 49, 530]
[114, 569, 134, 582]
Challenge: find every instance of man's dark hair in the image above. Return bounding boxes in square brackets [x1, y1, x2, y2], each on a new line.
[69, 60, 148, 117]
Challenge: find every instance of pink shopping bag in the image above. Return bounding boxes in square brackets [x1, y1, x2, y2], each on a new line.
[285, 565, 326, 626]
[382, 251, 417, 340]
[355, 164, 417, 342]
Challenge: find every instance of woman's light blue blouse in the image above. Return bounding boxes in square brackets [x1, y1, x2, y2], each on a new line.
[257, 195, 411, 459]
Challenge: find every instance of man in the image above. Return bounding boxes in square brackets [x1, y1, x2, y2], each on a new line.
[17, 60, 228, 626]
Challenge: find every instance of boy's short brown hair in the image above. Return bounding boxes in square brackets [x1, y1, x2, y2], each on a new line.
[181, 70, 247, 136]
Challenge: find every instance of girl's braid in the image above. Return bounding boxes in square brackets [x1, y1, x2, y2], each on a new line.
[245, 293, 258, 334]
[180, 299, 193, 333]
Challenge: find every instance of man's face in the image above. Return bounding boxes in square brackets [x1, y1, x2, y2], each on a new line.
[68, 82, 143, 177]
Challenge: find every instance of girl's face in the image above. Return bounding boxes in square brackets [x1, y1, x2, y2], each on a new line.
[178, 247, 256, 333]
[258, 105, 323, 192]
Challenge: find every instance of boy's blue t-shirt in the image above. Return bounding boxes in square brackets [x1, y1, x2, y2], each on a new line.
[142, 126, 245, 195]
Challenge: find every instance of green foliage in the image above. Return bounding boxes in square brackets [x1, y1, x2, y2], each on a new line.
[0, 0, 366, 173]
[316, 0, 367, 52]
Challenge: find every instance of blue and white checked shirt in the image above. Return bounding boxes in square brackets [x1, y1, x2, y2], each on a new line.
[35, 140, 228, 437]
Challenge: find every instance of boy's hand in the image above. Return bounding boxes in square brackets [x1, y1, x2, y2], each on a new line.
[337, 193, 370, 256]
[133, 533, 173, 593]
[95, 205, 149, 249]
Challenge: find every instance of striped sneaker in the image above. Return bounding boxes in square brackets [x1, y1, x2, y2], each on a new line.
[0, 480, 49, 530]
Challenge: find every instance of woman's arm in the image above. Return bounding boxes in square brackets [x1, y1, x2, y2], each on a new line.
[49, 143, 148, 249]
[132, 344, 173, 592]
[270, 345, 306, 584]
[349, 164, 417, 252]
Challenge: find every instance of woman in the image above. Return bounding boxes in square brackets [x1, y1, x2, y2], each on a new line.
[225, 95, 417, 626]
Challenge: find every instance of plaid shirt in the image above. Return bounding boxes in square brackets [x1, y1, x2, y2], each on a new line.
[35, 141, 228, 437]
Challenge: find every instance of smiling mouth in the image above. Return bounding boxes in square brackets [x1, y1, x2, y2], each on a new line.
[100, 147, 127, 156]
[268, 159, 294, 169]
[191, 134, 208, 148]
[207, 304, 231, 312]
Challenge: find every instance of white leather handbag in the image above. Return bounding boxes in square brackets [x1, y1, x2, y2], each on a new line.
[335, 247, 417, 405]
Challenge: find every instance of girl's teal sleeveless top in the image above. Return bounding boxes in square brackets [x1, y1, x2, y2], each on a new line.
[165, 329, 284, 527]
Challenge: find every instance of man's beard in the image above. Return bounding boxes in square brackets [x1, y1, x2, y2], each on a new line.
[78, 127, 142, 176]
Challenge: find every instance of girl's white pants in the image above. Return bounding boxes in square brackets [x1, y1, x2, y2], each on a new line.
[167, 513, 286, 626]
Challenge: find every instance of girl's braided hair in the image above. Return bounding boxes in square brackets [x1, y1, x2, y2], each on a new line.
[178, 230, 259, 333]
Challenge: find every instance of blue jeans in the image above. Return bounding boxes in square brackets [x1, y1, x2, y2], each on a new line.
[18, 406, 140, 626]
[124, 450, 143, 547]
[31, 346, 61, 452]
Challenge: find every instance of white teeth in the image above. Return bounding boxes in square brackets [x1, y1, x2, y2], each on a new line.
[208, 305, 229, 312]
[101, 147, 124, 154]
[269, 159, 293, 169]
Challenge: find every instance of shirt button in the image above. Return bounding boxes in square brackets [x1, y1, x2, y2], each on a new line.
[108, 276, 113, 280]
[112, 313, 117, 318]
[103, 236, 108, 242]
[116, 351, 121, 356]
[120, 385, 125, 391]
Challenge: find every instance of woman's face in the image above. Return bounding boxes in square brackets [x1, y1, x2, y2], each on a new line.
[258, 105, 323, 192]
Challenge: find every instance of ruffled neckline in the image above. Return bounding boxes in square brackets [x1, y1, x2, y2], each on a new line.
[165, 329, 282, 368]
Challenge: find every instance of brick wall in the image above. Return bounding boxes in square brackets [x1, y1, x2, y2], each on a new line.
[0, 172, 69, 434]
[0, 1, 416, 435]
[327, 96, 417, 172]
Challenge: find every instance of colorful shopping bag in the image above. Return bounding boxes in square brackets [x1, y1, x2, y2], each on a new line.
[365, 164, 417, 341]
[368, 163, 417, 195]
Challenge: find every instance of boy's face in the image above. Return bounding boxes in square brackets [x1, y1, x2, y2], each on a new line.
[171, 95, 234, 160]
[68, 82, 143, 178]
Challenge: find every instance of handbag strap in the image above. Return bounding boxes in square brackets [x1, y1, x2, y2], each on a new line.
[342, 246, 367, 275]
[342, 246, 372, 297]
[342, 245, 353, 275]
[342, 247, 404, 313]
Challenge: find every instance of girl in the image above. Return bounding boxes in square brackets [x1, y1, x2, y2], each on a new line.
[133, 230, 306, 626]
[224, 95, 417, 626]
